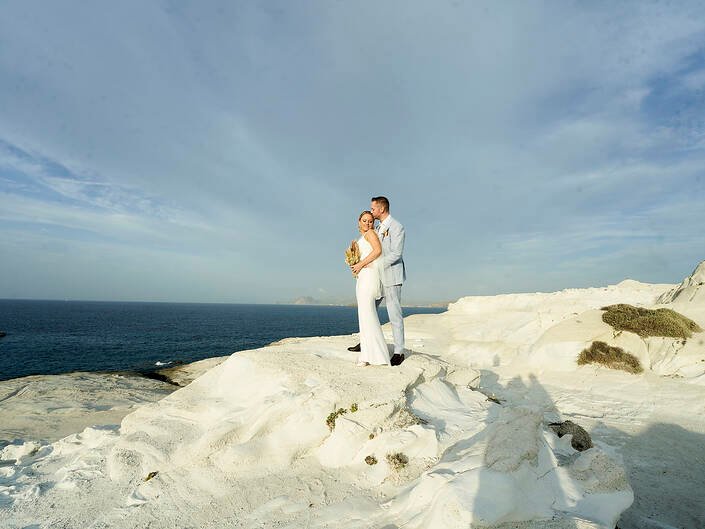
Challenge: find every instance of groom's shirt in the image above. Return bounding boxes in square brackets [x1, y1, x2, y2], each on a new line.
[377, 216, 391, 235]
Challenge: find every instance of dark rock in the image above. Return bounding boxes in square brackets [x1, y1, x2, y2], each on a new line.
[0, 331, 6, 338]
[141, 371, 180, 386]
[549, 420, 593, 451]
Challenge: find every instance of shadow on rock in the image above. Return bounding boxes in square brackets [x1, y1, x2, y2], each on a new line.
[594, 421, 705, 529]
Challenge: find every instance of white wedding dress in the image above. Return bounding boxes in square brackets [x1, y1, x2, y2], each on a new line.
[355, 235, 390, 365]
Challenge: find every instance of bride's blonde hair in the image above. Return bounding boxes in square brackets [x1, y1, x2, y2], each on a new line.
[358, 210, 374, 234]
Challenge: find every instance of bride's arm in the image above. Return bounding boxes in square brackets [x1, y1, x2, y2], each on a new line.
[351, 231, 382, 274]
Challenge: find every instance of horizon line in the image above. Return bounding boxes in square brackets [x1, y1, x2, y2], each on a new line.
[0, 297, 450, 308]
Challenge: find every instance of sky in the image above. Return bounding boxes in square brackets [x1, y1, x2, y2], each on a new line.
[1, 1, 705, 305]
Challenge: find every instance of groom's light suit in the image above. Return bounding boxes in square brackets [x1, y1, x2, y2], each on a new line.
[376, 215, 406, 355]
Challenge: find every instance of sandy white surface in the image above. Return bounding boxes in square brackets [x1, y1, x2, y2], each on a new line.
[0, 360, 229, 447]
[2, 263, 705, 528]
[0, 373, 173, 444]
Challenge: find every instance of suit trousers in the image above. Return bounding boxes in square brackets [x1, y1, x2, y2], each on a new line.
[376, 284, 404, 355]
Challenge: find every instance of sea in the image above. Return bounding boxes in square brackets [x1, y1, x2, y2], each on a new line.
[0, 300, 446, 382]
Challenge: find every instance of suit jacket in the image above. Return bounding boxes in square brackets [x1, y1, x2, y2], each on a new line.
[377, 215, 406, 287]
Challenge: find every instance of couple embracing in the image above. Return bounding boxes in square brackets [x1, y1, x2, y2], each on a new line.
[348, 196, 406, 367]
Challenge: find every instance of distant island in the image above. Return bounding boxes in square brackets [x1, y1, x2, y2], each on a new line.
[290, 296, 326, 305]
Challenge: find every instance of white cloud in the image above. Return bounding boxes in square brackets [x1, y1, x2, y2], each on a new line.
[1, 1, 705, 302]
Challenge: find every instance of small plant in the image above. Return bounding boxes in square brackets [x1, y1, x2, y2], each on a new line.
[368, 433, 375, 440]
[350, 403, 358, 413]
[578, 341, 643, 374]
[392, 408, 428, 429]
[144, 471, 159, 482]
[386, 452, 409, 471]
[601, 304, 702, 339]
[326, 408, 348, 430]
[365, 455, 378, 465]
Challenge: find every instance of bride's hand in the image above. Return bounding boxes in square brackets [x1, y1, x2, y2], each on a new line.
[351, 262, 365, 274]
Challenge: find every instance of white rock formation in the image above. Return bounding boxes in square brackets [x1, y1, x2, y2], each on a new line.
[657, 260, 705, 305]
[2, 270, 705, 529]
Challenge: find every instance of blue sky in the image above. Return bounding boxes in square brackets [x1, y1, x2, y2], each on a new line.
[1, 1, 704, 304]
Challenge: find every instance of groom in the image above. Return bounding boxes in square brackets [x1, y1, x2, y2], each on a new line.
[349, 196, 406, 365]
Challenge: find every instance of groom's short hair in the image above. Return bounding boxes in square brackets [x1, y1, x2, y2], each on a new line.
[371, 196, 389, 212]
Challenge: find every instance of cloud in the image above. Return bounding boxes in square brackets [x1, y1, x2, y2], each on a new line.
[1, 1, 705, 302]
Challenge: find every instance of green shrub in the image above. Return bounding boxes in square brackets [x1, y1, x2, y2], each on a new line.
[350, 403, 358, 413]
[326, 408, 348, 431]
[601, 304, 702, 339]
[365, 455, 377, 465]
[578, 341, 643, 374]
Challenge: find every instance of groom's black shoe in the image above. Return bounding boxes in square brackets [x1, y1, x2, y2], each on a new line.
[390, 353, 405, 366]
[347, 343, 361, 352]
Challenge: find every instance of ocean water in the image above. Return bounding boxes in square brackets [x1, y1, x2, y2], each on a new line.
[0, 300, 445, 382]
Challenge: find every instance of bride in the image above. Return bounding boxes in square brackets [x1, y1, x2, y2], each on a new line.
[350, 211, 390, 366]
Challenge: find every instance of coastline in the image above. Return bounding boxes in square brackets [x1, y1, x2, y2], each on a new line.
[0, 357, 231, 446]
[0, 302, 446, 383]
[2, 271, 704, 528]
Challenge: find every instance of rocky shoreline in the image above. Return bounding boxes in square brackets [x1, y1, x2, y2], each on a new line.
[0, 357, 228, 446]
[2, 263, 704, 528]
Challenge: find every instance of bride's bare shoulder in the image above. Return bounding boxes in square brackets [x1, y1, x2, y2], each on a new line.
[364, 229, 379, 240]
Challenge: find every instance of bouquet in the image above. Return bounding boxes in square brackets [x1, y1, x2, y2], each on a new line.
[345, 240, 361, 277]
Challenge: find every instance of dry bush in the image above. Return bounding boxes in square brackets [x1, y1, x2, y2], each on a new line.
[392, 408, 428, 429]
[386, 452, 409, 470]
[601, 304, 702, 339]
[577, 341, 643, 374]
